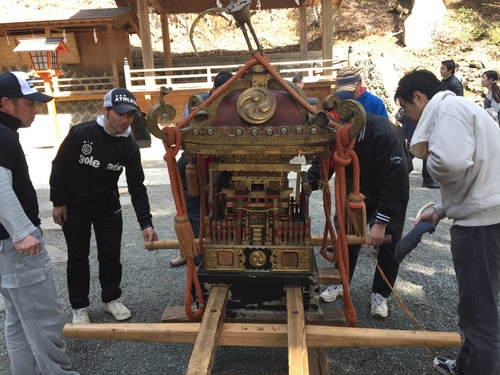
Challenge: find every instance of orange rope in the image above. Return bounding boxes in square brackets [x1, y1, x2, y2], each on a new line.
[161, 125, 205, 320]
[331, 124, 359, 327]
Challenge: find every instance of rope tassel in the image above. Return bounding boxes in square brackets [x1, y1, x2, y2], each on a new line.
[347, 192, 367, 241]
[174, 214, 199, 259]
[186, 163, 199, 197]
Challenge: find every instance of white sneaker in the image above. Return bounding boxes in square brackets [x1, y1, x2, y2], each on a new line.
[103, 299, 131, 320]
[320, 285, 344, 302]
[370, 293, 388, 318]
[72, 307, 90, 324]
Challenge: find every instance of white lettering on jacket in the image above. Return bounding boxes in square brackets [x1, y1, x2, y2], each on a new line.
[107, 162, 124, 171]
[79, 154, 100, 168]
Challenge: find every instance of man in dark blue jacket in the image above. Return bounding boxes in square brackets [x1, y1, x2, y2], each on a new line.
[309, 90, 411, 318]
[50, 88, 158, 324]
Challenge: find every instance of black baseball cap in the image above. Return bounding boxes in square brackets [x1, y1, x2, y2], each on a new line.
[0, 71, 53, 102]
[103, 88, 141, 117]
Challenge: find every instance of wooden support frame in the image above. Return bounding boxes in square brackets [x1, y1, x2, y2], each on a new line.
[64, 322, 461, 349]
[64, 284, 460, 374]
[186, 285, 229, 375]
[286, 287, 310, 375]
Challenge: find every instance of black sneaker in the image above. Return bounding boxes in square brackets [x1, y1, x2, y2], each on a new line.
[422, 179, 440, 189]
[433, 357, 464, 375]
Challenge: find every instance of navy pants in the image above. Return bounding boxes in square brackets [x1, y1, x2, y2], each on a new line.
[63, 208, 123, 309]
[348, 203, 407, 298]
[452, 223, 500, 375]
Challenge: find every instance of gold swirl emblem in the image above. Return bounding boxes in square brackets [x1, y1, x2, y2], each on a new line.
[237, 87, 277, 124]
[249, 250, 267, 268]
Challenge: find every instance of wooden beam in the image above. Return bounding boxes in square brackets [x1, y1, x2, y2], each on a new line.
[286, 287, 309, 375]
[161, 305, 346, 326]
[137, 0, 155, 73]
[186, 285, 229, 375]
[321, 0, 333, 76]
[144, 234, 391, 250]
[107, 24, 120, 88]
[149, 0, 166, 13]
[317, 267, 340, 286]
[299, 7, 308, 62]
[160, 13, 172, 68]
[162, 0, 307, 14]
[307, 347, 330, 375]
[64, 322, 462, 348]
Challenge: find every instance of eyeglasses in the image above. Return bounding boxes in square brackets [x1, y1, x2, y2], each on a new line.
[399, 99, 409, 111]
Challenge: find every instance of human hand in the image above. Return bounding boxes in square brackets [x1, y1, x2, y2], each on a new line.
[13, 234, 40, 255]
[415, 207, 440, 228]
[367, 223, 386, 248]
[52, 205, 67, 227]
[142, 227, 158, 249]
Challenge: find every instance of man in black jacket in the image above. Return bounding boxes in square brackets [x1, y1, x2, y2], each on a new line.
[0, 71, 78, 374]
[50, 88, 158, 324]
[309, 90, 411, 318]
[440, 60, 463, 96]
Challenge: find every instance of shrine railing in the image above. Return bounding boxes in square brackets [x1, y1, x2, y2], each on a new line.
[123, 57, 347, 92]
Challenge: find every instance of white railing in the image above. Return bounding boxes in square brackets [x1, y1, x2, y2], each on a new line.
[31, 75, 115, 97]
[29, 56, 347, 97]
[123, 57, 347, 92]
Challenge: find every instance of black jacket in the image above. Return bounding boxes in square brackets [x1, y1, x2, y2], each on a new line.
[0, 112, 40, 240]
[308, 113, 411, 224]
[50, 120, 153, 229]
[442, 75, 463, 96]
[347, 113, 411, 223]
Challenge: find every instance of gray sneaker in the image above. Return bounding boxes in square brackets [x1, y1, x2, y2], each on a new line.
[370, 293, 388, 318]
[72, 307, 90, 324]
[320, 285, 344, 302]
[103, 300, 131, 320]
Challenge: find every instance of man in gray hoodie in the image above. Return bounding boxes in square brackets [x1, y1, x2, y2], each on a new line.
[0, 71, 79, 374]
[395, 69, 500, 375]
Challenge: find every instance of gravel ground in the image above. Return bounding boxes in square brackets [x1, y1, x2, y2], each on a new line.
[0, 132, 463, 375]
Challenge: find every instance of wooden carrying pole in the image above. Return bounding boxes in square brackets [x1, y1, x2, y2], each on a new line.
[144, 234, 392, 250]
[64, 323, 461, 348]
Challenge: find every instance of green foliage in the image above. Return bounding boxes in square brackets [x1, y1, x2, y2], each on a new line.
[454, 7, 488, 41]
[487, 22, 500, 46]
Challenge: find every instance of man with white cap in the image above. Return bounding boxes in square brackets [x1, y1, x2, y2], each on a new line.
[50, 88, 158, 324]
[0, 71, 79, 373]
[335, 66, 389, 119]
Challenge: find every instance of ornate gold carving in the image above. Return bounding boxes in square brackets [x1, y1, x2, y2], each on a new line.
[188, 94, 206, 113]
[249, 250, 267, 268]
[146, 102, 176, 141]
[252, 64, 266, 73]
[252, 72, 271, 87]
[269, 247, 312, 272]
[203, 246, 246, 271]
[237, 87, 277, 124]
[270, 247, 313, 272]
[323, 94, 366, 139]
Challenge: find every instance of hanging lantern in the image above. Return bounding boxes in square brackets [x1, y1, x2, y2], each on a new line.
[13, 37, 69, 75]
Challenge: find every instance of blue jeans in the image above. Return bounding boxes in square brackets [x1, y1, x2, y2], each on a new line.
[451, 223, 500, 375]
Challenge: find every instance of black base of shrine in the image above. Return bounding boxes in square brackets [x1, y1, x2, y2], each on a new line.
[196, 258, 320, 319]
